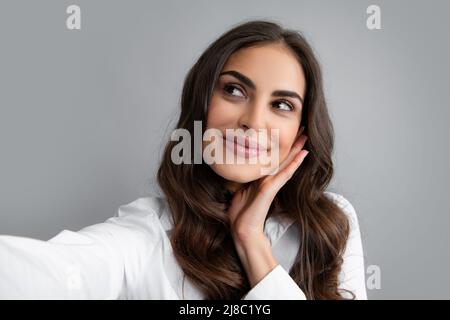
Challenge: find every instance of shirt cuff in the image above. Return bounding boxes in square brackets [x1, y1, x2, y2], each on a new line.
[242, 264, 307, 300]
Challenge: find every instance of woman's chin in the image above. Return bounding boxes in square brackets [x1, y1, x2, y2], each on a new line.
[209, 163, 264, 184]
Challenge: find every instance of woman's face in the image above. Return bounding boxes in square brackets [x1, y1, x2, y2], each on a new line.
[204, 43, 306, 187]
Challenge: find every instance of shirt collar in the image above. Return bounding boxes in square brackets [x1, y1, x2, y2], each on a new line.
[264, 214, 295, 245]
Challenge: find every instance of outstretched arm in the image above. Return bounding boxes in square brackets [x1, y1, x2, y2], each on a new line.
[0, 229, 125, 299]
[0, 199, 160, 299]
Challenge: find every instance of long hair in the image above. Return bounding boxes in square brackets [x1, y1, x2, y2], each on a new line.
[157, 19, 354, 299]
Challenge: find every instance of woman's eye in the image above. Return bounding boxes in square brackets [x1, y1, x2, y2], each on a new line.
[223, 84, 245, 98]
[222, 84, 293, 112]
[273, 100, 294, 111]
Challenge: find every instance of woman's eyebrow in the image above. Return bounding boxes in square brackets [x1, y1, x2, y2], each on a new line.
[219, 70, 304, 105]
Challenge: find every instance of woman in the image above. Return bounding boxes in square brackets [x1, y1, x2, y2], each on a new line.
[0, 20, 366, 300]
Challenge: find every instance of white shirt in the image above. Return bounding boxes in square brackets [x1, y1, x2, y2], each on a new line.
[0, 191, 367, 300]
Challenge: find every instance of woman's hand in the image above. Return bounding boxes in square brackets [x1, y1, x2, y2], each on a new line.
[228, 127, 309, 244]
[227, 127, 309, 287]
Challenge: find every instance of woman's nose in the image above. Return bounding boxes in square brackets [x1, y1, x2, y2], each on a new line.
[237, 101, 267, 131]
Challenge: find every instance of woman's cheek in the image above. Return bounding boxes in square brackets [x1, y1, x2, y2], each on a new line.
[207, 100, 234, 127]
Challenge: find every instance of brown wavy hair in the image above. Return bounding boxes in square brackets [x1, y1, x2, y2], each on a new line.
[157, 19, 354, 300]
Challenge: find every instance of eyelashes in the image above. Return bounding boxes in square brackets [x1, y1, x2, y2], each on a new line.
[223, 83, 245, 98]
[222, 83, 295, 112]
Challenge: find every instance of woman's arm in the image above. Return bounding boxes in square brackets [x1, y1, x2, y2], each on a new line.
[0, 198, 160, 299]
[238, 193, 367, 300]
[232, 233, 278, 288]
[235, 232, 307, 300]
[0, 230, 125, 299]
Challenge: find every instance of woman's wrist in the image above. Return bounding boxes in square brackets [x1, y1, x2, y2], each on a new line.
[233, 233, 279, 288]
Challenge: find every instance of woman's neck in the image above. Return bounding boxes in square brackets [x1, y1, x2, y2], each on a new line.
[224, 181, 242, 193]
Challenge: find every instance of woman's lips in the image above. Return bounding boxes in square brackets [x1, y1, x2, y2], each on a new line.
[222, 135, 268, 158]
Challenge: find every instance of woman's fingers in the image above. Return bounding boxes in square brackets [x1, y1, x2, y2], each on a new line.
[268, 148, 309, 193]
[271, 133, 308, 175]
[257, 134, 309, 200]
[285, 134, 308, 167]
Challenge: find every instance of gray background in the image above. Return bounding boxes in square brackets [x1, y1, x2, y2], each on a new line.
[0, 0, 449, 299]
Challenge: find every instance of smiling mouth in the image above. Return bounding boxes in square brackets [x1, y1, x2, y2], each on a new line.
[222, 135, 269, 158]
